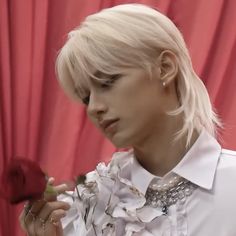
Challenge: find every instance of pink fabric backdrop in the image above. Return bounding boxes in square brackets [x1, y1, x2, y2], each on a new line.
[1, 0, 236, 235]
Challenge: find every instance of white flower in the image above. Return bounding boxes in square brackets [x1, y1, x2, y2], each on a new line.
[74, 153, 163, 235]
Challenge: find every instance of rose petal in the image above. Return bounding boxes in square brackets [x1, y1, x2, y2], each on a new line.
[0, 157, 47, 204]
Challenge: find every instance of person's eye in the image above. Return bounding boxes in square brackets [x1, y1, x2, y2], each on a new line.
[100, 74, 121, 88]
[82, 96, 90, 105]
[110, 74, 121, 81]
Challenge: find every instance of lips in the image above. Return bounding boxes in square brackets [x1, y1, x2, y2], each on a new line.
[99, 119, 119, 131]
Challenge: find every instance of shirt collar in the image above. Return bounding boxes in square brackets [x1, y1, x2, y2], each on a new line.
[173, 130, 221, 190]
[130, 130, 221, 195]
[131, 156, 157, 194]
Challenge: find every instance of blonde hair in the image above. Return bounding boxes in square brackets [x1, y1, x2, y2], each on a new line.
[56, 4, 221, 146]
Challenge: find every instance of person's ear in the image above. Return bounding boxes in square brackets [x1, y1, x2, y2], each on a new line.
[158, 50, 178, 87]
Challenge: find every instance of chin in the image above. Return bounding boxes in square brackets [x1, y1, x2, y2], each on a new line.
[109, 135, 132, 149]
[114, 142, 130, 149]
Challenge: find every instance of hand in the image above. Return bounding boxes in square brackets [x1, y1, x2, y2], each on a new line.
[19, 177, 72, 236]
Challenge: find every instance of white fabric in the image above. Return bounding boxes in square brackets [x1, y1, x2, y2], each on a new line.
[61, 130, 236, 235]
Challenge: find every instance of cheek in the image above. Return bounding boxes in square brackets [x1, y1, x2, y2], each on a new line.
[87, 111, 93, 123]
[87, 112, 99, 129]
[127, 98, 166, 134]
[127, 95, 160, 116]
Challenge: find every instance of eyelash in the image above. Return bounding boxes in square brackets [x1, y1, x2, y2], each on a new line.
[81, 74, 121, 105]
[82, 96, 90, 105]
[101, 74, 121, 87]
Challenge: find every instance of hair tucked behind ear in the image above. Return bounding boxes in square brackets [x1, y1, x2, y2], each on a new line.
[56, 3, 222, 146]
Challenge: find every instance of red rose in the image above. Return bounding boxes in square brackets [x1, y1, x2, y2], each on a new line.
[0, 157, 47, 204]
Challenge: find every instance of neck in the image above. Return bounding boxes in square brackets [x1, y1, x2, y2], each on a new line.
[133, 118, 199, 177]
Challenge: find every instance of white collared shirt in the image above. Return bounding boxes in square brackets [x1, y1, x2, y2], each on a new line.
[62, 131, 236, 235]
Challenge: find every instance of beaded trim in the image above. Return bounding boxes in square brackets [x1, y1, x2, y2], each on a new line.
[145, 175, 196, 214]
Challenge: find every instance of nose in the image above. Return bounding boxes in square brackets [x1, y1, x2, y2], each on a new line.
[87, 92, 108, 120]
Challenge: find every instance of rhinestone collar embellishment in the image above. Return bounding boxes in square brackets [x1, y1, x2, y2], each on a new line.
[145, 175, 197, 215]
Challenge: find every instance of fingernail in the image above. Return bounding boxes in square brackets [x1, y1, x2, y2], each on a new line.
[48, 177, 55, 184]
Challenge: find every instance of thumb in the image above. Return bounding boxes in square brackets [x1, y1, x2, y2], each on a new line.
[44, 181, 75, 201]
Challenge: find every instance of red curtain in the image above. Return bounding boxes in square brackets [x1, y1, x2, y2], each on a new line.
[1, 0, 236, 235]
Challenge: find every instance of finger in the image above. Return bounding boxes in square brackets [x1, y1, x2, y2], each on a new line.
[48, 177, 55, 185]
[43, 182, 73, 202]
[19, 208, 28, 231]
[24, 199, 46, 224]
[23, 182, 72, 220]
[19, 202, 34, 230]
[34, 205, 65, 235]
[54, 182, 75, 194]
[22, 207, 39, 236]
[55, 224, 64, 235]
[32, 219, 60, 236]
[48, 209, 67, 226]
[44, 221, 63, 236]
[24, 200, 70, 235]
[34, 201, 70, 233]
[37, 200, 70, 221]
[22, 182, 73, 223]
